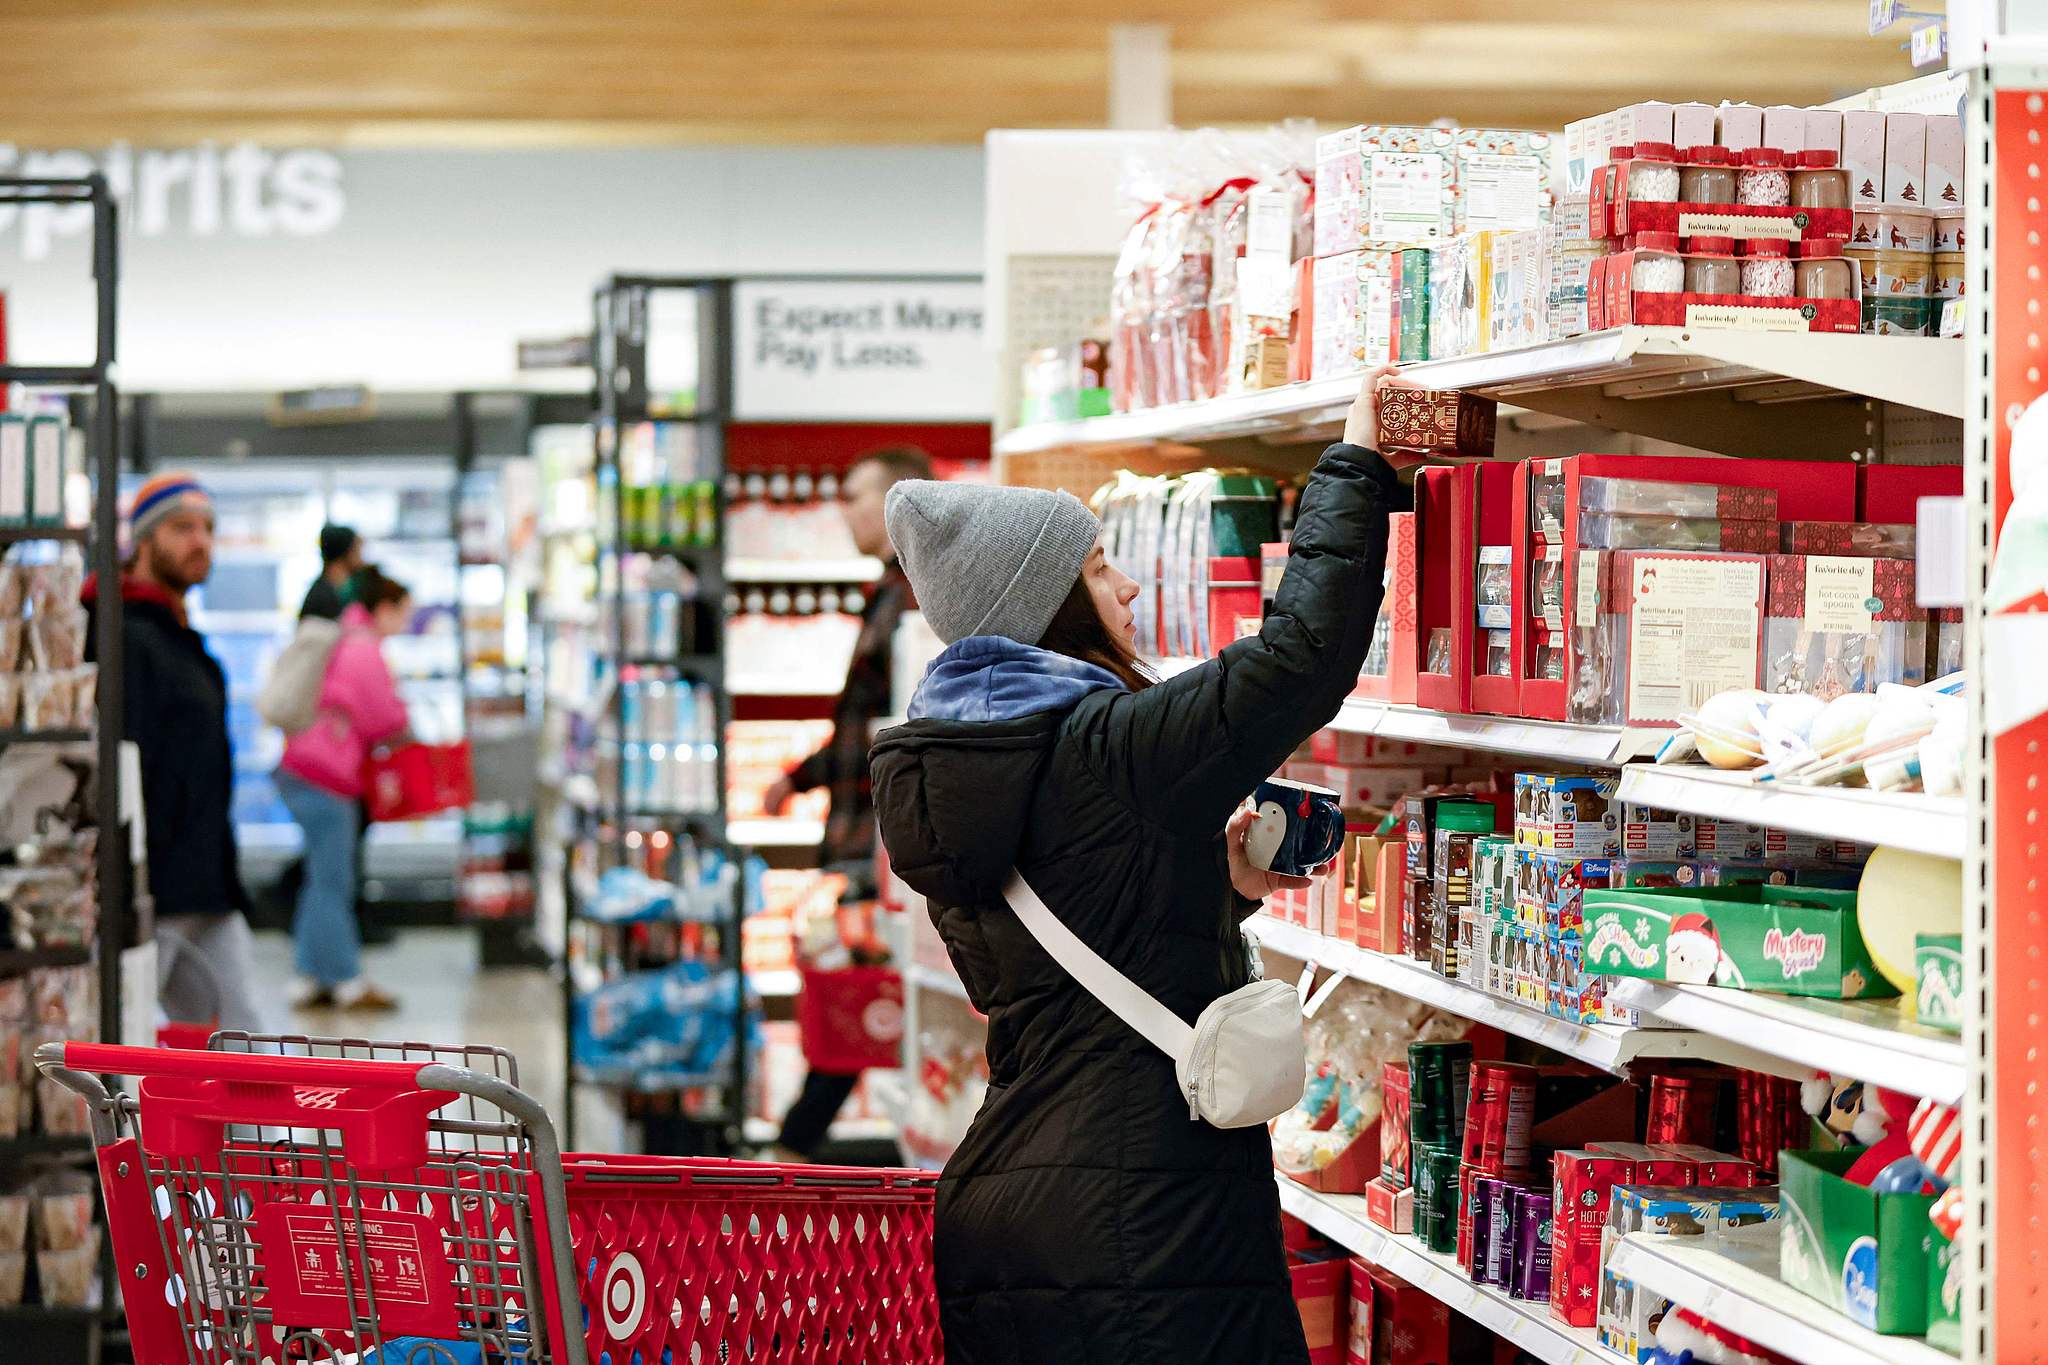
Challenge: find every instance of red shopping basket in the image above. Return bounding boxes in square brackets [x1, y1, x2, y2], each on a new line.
[796, 965, 906, 1073]
[362, 740, 474, 822]
[35, 1034, 942, 1365]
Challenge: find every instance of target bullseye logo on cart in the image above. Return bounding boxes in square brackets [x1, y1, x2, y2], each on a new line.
[603, 1251, 646, 1340]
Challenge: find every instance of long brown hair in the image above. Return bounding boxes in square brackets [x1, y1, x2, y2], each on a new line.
[1036, 576, 1153, 692]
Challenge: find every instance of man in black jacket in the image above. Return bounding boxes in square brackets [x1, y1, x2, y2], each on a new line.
[84, 471, 270, 1032]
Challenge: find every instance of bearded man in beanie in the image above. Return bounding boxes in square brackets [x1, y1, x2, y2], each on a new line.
[84, 472, 271, 1032]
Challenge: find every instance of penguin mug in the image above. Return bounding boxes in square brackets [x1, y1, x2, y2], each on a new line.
[1244, 778, 1345, 878]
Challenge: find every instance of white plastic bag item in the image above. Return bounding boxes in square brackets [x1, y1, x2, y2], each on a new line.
[1004, 872, 1307, 1129]
[257, 616, 341, 735]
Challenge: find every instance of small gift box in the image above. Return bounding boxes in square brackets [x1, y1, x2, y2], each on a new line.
[1375, 386, 1497, 458]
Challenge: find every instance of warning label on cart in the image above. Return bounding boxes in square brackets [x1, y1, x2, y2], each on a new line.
[254, 1203, 459, 1339]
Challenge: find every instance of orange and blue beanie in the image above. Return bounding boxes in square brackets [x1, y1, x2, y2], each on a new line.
[128, 471, 212, 542]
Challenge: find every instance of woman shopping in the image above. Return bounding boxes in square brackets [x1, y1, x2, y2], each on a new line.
[870, 367, 1409, 1364]
[275, 566, 413, 1011]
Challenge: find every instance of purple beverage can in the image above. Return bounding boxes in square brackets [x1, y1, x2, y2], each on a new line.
[1482, 1180, 1520, 1287]
[1512, 1191, 1554, 1302]
[1469, 1176, 1506, 1285]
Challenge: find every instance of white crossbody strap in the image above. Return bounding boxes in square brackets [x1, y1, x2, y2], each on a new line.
[1002, 871, 1196, 1061]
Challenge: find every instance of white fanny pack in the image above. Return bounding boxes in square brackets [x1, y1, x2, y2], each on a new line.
[1002, 871, 1306, 1129]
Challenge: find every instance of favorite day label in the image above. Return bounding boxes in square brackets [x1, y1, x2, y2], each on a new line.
[1683, 304, 1809, 333]
[1804, 555, 1878, 632]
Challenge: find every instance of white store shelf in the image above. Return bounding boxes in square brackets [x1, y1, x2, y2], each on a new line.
[1275, 1180, 1624, 1365]
[1605, 1234, 1957, 1365]
[726, 818, 824, 847]
[728, 676, 844, 697]
[1607, 978, 1966, 1105]
[724, 557, 884, 583]
[996, 329, 1962, 460]
[1615, 764, 1964, 861]
[1330, 698, 1664, 765]
[750, 969, 800, 999]
[742, 1114, 899, 1145]
[1249, 917, 1793, 1079]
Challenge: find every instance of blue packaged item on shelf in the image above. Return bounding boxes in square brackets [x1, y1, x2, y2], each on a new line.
[584, 866, 678, 922]
[572, 959, 758, 1088]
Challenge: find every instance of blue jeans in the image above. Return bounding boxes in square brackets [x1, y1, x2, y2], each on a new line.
[276, 770, 362, 988]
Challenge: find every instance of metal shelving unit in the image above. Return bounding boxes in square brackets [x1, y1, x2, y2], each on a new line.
[982, 85, 1998, 1355]
[0, 173, 128, 1361]
[563, 276, 746, 1152]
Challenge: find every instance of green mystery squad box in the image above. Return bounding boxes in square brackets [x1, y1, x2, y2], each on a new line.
[1778, 1148, 1934, 1335]
[1580, 884, 1893, 999]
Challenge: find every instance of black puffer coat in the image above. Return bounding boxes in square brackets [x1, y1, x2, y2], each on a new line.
[871, 443, 1401, 1365]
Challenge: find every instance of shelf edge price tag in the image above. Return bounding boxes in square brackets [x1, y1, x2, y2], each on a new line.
[1911, 21, 1947, 66]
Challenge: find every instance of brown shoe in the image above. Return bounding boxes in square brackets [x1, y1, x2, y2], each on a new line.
[335, 981, 399, 1012]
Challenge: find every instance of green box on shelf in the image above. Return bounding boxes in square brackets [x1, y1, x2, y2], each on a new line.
[1915, 933, 1963, 1033]
[1926, 1220, 1962, 1354]
[1778, 1148, 1934, 1336]
[1580, 883, 1894, 999]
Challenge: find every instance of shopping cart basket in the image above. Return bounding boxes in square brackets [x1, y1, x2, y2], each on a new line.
[35, 1035, 942, 1365]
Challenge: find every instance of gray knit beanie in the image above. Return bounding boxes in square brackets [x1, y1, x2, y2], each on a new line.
[885, 480, 1102, 645]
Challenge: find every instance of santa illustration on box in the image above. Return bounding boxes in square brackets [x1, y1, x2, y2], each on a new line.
[1664, 911, 1733, 985]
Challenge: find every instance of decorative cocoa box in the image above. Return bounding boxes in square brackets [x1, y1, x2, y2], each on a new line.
[1375, 386, 1497, 458]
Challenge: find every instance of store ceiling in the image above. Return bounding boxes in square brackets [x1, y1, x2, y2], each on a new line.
[4, 0, 1911, 147]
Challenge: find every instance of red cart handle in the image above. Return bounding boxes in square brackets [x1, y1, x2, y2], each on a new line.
[60, 1041, 445, 1090]
[57, 1043, 459, 1171]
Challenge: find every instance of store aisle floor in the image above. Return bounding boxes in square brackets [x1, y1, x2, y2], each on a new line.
[249, 927, 565, 1123]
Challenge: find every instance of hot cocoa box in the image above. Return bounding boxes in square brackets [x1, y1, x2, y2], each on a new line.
[1580, 883, 1895, 998]
[1375, 386, 1497, 458]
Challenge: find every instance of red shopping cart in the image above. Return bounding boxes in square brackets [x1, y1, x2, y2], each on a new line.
[34, 1031, 941, 1365]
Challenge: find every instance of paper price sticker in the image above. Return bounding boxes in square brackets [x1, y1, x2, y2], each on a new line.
[1911, 21, 1947, 66]
[1576, 550, 1604, 624]
[1870, 0, 1901, 33]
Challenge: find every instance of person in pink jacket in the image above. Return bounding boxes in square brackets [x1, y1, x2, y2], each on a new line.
[275, 566, 414, 1010]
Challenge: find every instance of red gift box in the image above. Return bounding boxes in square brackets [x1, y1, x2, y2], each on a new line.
[1468, 463, 1521, 717]
[1587, 1140, 1697, 1188]
[795, 965, 905, 1072]
[1647, 1143, 1758, 1187]
[1413, 466, 1474, 714]
[1550, 1149, 1635, 1327]
[1512, 453, 1857, 721]
[1364, 1178, 1415, 1235]
[1208, 555, 1264, 655]
[1361, 1263, 1451, 1365]
[1345, 1259, 1375, 1365]
[1858, 462, 1963, 522]
[1290, 1251, 1349, 1365]
[362, 741, 474, 822]
[1354, 510, 1419, 704]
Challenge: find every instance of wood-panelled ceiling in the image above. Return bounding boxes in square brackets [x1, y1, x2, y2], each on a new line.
[1, 0, 1911, 146]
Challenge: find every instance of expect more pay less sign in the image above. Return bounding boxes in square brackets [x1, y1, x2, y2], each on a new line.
[732, 278, 990, 421]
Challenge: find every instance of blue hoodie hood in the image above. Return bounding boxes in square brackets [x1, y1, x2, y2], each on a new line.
[908, 636, 1126, 723]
